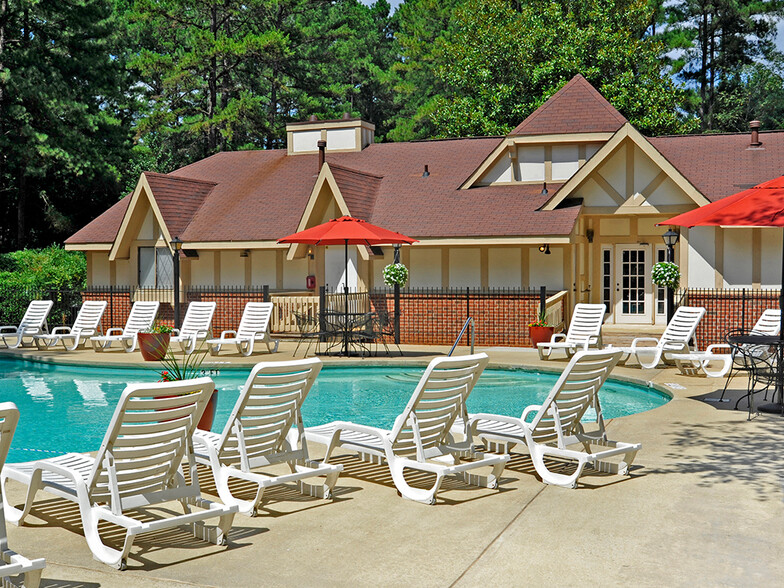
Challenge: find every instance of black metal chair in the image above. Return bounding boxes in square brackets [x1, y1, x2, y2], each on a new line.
[370, 309, 402, 357]
[727, 336, 777, 414]
[717, 328, 775, 403]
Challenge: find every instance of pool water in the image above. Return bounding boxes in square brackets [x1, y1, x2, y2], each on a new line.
[0, 358, 669, 462]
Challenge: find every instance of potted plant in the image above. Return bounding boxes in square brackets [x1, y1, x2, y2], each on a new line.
[138, 322, 173, 361]
[156, 345, 218, 431]
[528, 308, 554, 348]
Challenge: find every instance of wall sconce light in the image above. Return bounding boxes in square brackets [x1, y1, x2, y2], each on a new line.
[586, 229, 594, 243]
[539, 244, 551, 255]
[307, 246, 314, 260]
[240, 249, 249, 258]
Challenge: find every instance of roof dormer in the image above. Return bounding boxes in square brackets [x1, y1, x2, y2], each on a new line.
[286, 114, 375, 155]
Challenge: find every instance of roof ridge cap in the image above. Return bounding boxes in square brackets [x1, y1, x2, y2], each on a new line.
[143, 171, 218, 187]
[327, 162, 384, 180]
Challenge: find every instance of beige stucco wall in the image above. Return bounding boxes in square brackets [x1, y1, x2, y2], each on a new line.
[488, 247, 522, 287]
[251, 250, 277, 287]
[283, 258, 308, 290]
[761, 230, 783, 288]
[409, 248, 441, 288]
[189, 252, 214, 286]
[687, 227, 716, 288]
[89, 253, 110, 286]
[529, 246, 564, 290]
[449, 248, 480, 287]
[722, 229, 753, 287]
[219, 251, 245, 286]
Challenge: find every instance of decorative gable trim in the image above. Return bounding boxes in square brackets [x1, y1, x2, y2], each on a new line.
[108, 173, 173, 261]
[539, 123, 710, 211]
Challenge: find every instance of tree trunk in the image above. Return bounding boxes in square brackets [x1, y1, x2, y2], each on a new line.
[207, 5, 218, 152]
[699, 11, 709, 129]
[17, 173, 26, 248]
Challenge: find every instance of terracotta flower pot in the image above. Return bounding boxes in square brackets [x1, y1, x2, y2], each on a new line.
[198, 389, 218, 432]
[529, 326, 555, 348]
[138, 332, 171, 361]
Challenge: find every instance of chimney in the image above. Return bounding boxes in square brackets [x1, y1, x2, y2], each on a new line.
[317, 140, 326, 171]
[750, 120, 762, 147]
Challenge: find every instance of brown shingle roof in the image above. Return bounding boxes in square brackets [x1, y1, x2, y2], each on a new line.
[649, 131, 784, 202]
[329, 164, 381, 221]
[510, 75, 627, 136]
[144, 172, 216, 238]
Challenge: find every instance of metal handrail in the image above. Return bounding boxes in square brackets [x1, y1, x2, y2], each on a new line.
[448, 317, 474, 356]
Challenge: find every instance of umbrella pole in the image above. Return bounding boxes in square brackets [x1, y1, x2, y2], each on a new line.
[780, 233, 784, 414]
[344, 239, 349, 357]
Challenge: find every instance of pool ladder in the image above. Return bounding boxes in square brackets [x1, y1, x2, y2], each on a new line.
[448, 317, 475, 356]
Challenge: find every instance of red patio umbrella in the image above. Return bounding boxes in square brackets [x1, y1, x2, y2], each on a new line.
[662, 175, 784, 411]
[278, 216, 417, 355]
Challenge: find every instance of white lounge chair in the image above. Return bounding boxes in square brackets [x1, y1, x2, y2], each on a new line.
[618, 306, 706, 368]
[1, 378, 237, 570]
[537, 303, 606, 360]
[207, 302, 279, 356]
[0, 300, 53, 349]
[89, 301, 160, 352]
[33, 300, 107, 351]
[193, 358, 343, 516]
[0, 403, 46, 588]
[468, 349, 640, 489]
[304, 353, 510, 505]
[171, 302, 216, 354]
[674, 308, 782, 378]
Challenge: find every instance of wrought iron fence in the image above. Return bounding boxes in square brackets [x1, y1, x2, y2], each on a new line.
[679, 287, 782, 347]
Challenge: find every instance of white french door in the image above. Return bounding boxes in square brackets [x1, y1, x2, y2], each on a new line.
[614, 244, 653, 324]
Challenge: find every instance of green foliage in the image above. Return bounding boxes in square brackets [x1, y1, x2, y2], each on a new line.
[143, 322, 174, 334]
[157, 345, 209, 381]
[0, 0, 134, 250]
[0, 247, 86, 290]
[430, 0, 695, 137]
[714, 62, 784, 132]
[651, 261, 680, 290]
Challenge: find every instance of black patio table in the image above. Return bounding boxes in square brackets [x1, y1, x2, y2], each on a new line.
[726, 333, 784, 414]
[320, 310, 374, 357]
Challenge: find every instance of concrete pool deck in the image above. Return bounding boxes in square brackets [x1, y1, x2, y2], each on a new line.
[1, 342, 782, 586]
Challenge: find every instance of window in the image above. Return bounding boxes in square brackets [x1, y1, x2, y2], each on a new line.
[655, 247, 667, 316]
[138, 247, 173, 288]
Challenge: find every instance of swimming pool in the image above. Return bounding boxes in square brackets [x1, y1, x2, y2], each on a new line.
[0, 358, 669, 462]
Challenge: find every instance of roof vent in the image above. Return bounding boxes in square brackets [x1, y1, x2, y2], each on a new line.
[541, 181, 548, 196]
[750, 120, 762, 147]
[422, 165, 430, 178]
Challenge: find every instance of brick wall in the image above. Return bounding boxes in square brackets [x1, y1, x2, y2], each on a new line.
[370, 290, 552, 347]
[683, 288, 781, 348]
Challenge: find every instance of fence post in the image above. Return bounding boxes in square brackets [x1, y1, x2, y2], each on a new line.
[539, 285, 546, 318]
[394, 284, 400, 345]
[263, 284, 270, 303]
[319, 286, 326, 341]
[742, 288, 746, 331]
[109, 286, 114, 329]
[466, 286, 470, 318]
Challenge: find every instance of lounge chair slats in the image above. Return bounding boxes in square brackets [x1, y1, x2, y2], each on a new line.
[0, 300, 53, 350]
[538, 303, 606, 360]
[206, 302, 279, 356]
[2, 378, 237, 569]
[34, 301, 107, 351]
[89, 301, 160, 353]
[193, 358, 342, 516]
[620, 306, 706, 368]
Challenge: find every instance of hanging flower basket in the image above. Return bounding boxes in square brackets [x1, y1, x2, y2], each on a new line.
[383, 263, 409, 287]
[652, 261, 680, 290]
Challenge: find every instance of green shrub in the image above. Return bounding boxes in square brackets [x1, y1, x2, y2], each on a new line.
[0, 246, 86, 290]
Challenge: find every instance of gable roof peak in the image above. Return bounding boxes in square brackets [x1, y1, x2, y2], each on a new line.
[510, 74, 627, 137]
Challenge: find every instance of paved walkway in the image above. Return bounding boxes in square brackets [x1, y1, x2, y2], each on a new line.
[1, 343, 782, 587]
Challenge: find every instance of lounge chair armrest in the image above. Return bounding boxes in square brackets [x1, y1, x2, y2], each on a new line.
[50, 326, 72, 335]
[104, 328, 124, 336]
[630, 337, 659, 351]
[219, 330, 237, 340]
[706, 343, 731, 354]
[0, 326, 18, 334]
[550, 333, 566, 343]
[331, 421, 387, 440]
[520, 405, 542, 421]
[34, 458, 87, 487]
[171, 328, 181, 336]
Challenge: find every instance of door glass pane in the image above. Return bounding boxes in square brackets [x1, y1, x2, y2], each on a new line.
[621, 248, 645, 315]
[139, 247, 155, 287]
[156, 247, 174, 288]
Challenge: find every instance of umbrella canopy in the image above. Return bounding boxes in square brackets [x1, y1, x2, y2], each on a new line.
[277, 216, 418, 246]
[663, 176, 784, 228]
[278, 216, 417, 356]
